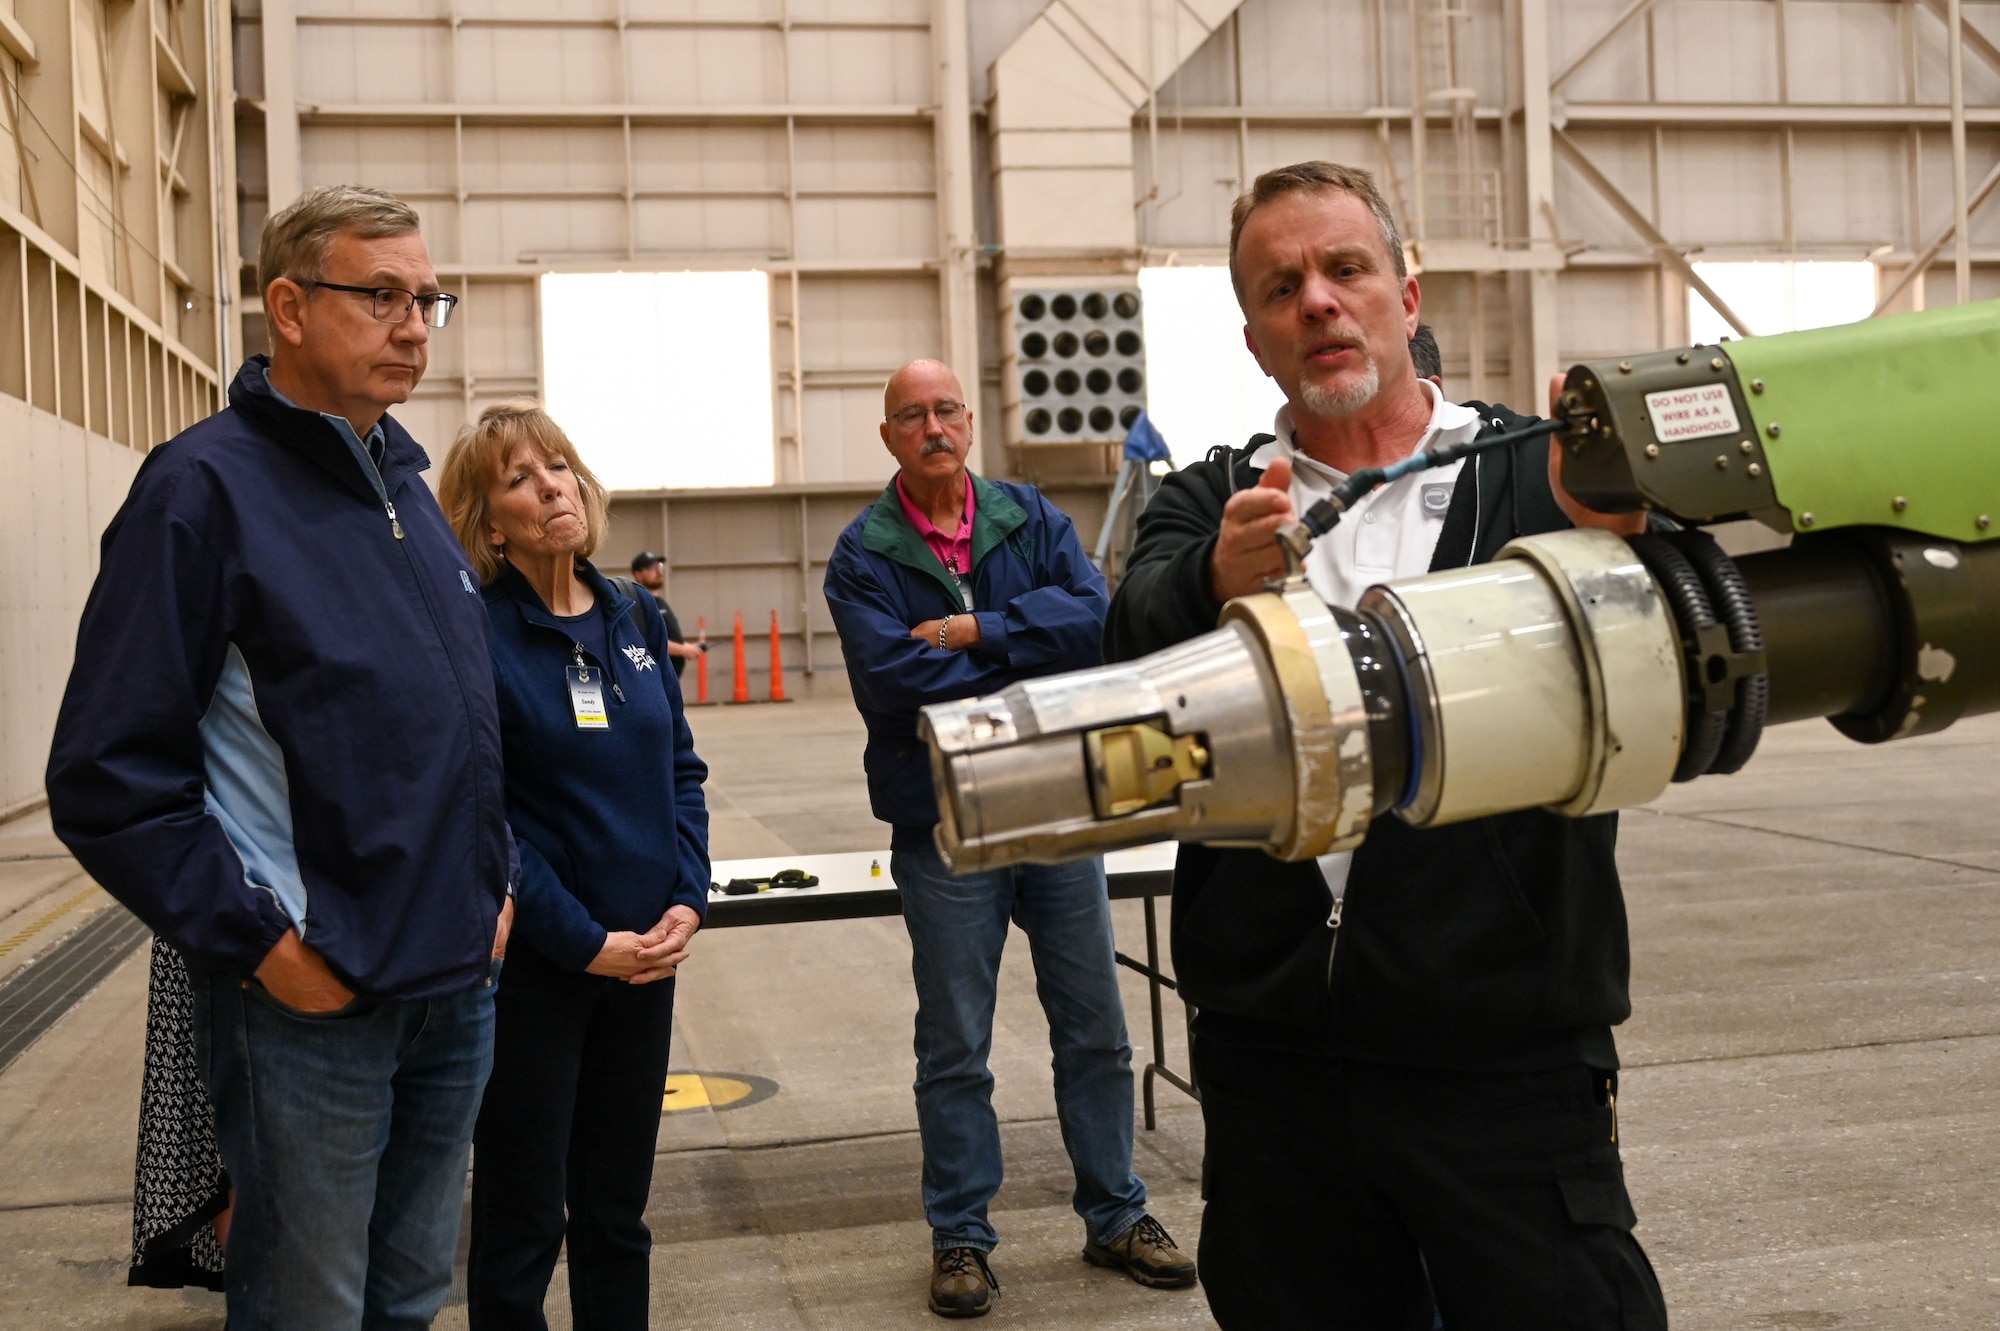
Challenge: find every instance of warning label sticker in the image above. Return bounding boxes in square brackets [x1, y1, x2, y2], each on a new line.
[1644, 383, 1742, 443]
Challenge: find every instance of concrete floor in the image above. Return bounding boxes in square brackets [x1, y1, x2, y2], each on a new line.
[1, 697, 1996, 1328]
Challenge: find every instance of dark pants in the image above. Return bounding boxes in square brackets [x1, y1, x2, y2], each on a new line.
[1193, 1034, 1669, 1331]
[467, 947, 676, 1331]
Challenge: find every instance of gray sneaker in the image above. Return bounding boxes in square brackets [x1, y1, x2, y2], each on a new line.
[929, 1246, 999, 1318]
[1082, 1215, 1198, 1289]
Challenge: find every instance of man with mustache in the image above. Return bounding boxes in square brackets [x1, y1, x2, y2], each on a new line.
[48, 185, 512, 1330]
[1104, 162, 1664, 1329]
[824, 359, 1194, 1317]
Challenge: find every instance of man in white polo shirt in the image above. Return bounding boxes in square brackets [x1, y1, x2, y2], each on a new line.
[1104, 161, 1659, 1330]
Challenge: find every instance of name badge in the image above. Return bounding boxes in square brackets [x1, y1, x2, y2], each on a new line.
[1421, 482, 1454, 518]
[567, 665, 609, 730]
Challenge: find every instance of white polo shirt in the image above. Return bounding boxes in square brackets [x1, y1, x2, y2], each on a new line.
[1247, 379, 1483, 611]
[1246, 380, 1485, 905]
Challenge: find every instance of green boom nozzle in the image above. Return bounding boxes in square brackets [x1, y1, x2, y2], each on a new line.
[1556, 299, 2000, 545]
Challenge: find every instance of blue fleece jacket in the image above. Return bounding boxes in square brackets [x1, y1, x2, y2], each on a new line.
[822, 473, 1108, 829]
[46, 356, 511, 1000]
[483, 559, 710, 971]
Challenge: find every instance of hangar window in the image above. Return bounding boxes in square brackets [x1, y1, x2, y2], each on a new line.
[539, 271, 776, 492]
[1688, 261, 1875, 346]
[1138, 266, 1287, 469]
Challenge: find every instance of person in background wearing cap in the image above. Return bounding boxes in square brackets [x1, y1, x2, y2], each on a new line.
[628, 552, 703, 678]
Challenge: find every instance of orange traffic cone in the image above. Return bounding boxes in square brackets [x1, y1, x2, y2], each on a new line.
[694, 616, 710, 705]
[730, 611, 750, 704]
[768, 610, 788, 702]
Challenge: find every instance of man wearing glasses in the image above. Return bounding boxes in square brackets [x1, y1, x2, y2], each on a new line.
[48, 185, 511, 1330]
[824, 359, 1194, 1318]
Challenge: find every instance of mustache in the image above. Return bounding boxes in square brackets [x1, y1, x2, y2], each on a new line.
[920, 435, 957, 457]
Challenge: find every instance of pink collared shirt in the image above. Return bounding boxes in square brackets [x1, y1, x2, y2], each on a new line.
[896, 475, 976, 602]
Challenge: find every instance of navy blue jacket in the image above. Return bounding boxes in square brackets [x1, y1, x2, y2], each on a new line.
[46, 357, 510, 1000]
[484, 559, 710, 972]
[823, 474, 1108, 828]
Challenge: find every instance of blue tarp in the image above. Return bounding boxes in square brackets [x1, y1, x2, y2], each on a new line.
[1122, 410, 1171, 463]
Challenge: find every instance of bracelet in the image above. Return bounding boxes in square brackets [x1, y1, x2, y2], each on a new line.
[938, 614, 954, 650]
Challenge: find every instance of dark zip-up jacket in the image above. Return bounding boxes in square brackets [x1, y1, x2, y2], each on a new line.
[1104, 406, 1629, 1072]
[46, 357, 510, 1000]
[823, 473, 1109, 830]
[483, 559, 710, 972]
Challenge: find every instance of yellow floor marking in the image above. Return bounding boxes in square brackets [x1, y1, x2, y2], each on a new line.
[0, 882, 102, 961]
[661, 1073, 757, 1113]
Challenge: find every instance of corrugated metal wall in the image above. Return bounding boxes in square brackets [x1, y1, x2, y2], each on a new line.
[0, 0, 233, 815]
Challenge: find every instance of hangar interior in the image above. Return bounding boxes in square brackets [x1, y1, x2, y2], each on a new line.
[0, 0, 1997, 1326]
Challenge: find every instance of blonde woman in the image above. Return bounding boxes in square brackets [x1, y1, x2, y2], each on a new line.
[440, 402, 710, 1329]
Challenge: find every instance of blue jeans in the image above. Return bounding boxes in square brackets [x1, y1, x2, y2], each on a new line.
[194, 969, 497, 1331]
[891, 840, 1148, 1252]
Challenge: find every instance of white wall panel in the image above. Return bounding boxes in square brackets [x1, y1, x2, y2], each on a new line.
[1781, 1, 1907, 103]
[0, 399, 145, 811]
[1552, 128, 1657, 242]
[1654, 1, 1782, 102]
[303, 126, 457, 192]
[798, 274, 938, 368]
[1558, 268, 1663, 360]
[630, 197, 791, 255]
[462, 280, 542, 381]
[631, 126, 789, 189]
[792, 124, 933, 189]
[461, 127, 627, 192]
[459, 27, 623, 105]
[1791, 131, 1909, 247]
[622, 27, 785, 103]
[461, 197, 628, 263]
[793, 196, 935, 261]
[788, 28, 932, 104]
[1552, 0, 1653, 102]
[296, 21, 452, 103]
[1234, 0, 1378, 107]
[802, 385, 898, 482]
[1655, 131, 1787, 245]
[1133, 125, 1241, 248]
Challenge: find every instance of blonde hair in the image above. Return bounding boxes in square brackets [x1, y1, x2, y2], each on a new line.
[258, 184, 423, 293]
[439, 400, 611, 585]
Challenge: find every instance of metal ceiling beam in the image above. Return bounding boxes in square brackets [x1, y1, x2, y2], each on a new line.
[1118, 102, 2000, 129]
[1870, 156, 2000, 315]
[297, 103, 933, 126]
[1550, 0, 1664, 91]
[1917, 0, 2000, 77]
[1563, 101, 2000, 127]
[1551, 128, 1758, 340]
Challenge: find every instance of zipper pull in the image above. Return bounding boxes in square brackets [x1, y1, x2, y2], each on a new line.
[385, 501, 404, 540]
[612, 683, 625, 702]
[1327, 895, 1343, 930]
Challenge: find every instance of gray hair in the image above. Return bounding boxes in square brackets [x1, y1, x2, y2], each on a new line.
[1228, 161, 1408, 299]
[257, 185, 423, 293]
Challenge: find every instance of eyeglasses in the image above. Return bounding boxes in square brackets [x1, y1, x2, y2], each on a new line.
[886, 400, 966, 430]
[305, 280, 461, 329]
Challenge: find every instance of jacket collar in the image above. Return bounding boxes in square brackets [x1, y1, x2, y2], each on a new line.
[862, 471, 1027, 601]
[487, 555, 635, 636]
[227, 355, 431, 502]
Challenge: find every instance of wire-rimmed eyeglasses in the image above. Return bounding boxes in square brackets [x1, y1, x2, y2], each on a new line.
[306, 280, 461, 329]
[886, 399, 966, 430]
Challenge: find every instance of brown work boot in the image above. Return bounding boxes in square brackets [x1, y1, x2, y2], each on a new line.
[929, 1246, 999, 1318]
[1082, 1214, 1198, 1289]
